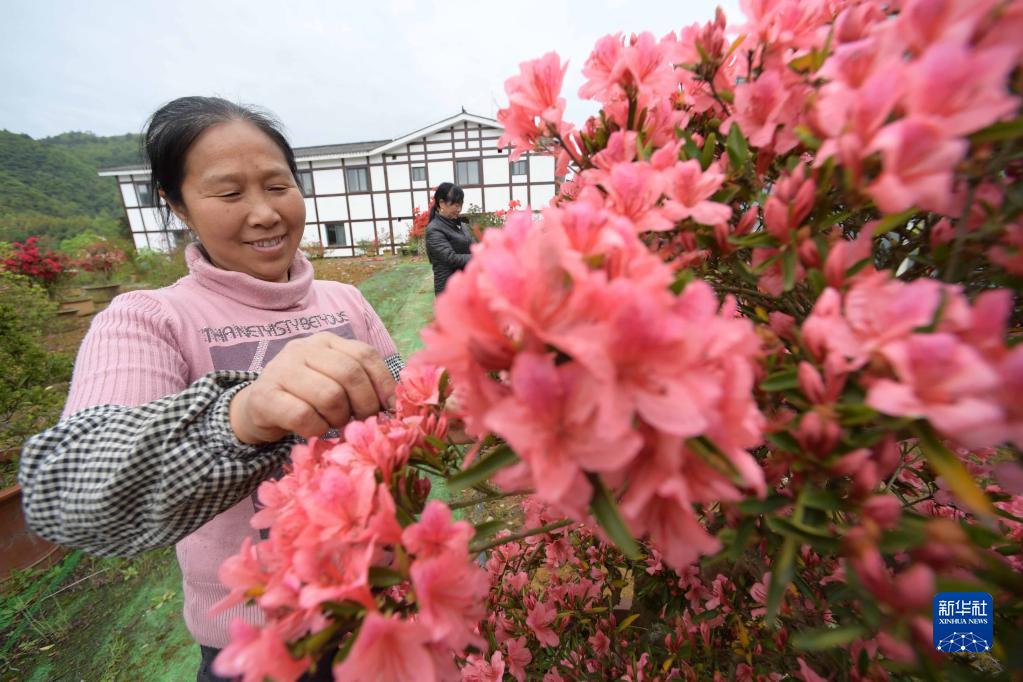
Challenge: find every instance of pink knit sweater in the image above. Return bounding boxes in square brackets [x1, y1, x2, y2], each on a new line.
[64, 244, 399, 647]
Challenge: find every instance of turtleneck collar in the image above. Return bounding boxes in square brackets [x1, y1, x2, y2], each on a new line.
[184, 243, 313, 311]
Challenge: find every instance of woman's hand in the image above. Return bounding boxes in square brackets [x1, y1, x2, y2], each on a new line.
[229, 333, 397, 444]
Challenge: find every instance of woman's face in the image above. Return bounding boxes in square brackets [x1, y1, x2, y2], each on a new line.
[438, 198, 463, 219]
[172, 120, 305, 283]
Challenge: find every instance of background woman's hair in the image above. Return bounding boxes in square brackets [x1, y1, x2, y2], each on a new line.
[142, 96, 299, 225]
[429, 182, 465, 221]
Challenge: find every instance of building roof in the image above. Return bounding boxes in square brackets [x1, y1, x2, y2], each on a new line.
[98, 111, 502, 176]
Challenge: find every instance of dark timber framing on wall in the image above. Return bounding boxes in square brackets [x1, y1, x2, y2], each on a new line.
[103, 113, 558, 257]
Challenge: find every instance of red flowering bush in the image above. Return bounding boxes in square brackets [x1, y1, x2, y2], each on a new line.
[2, 237, 71, 294]
[75, 239, 127, 282]
[218, 0, 1023, 679]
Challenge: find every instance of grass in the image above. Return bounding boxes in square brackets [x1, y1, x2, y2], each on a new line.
[2, 254, 436, 681]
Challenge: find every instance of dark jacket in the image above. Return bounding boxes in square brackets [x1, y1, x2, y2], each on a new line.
[425, 214, 474, 294]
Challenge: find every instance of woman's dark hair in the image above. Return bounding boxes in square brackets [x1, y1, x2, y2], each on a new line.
[142, 96, 299, 223]
[429, 182, 465, 221]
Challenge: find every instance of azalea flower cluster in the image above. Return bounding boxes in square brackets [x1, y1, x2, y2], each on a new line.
[476, 0, 1023, 676]
[211, 362, 490, 682]
[2, 237, 71, 293]
[421, 201, 767, 570]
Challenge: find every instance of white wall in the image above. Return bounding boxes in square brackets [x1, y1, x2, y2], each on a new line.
[313, 169, 344, 194]
[316, 196, 348, 222]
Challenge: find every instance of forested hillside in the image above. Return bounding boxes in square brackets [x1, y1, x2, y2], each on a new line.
[0, 130, 141, 245]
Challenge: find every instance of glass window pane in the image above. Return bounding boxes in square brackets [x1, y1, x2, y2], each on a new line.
[298, 171, 314, 195]
[411, 166, 426, 182]
[135, 182, 153, 205]
[345, 167, 369, 193]
[325, 223, 348, 246]
[456, 160, 480, 185]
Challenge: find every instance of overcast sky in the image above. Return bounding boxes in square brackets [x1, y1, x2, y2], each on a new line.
[1, 0, 741, 148]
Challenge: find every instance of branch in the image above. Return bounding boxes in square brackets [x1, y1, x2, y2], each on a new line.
[469, 519, 575, 554]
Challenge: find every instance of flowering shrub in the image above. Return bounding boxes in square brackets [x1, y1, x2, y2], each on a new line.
[219, 0, 1023, 679]
[2, 237, 71, 294]
[74, 238, 127, 282]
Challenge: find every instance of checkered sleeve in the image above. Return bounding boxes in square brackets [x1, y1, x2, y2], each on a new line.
[385, 353, 406, 382]
[18, 370, 299, 557]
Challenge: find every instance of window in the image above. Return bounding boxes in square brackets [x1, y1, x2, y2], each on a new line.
[297, 170, 314, 195]
[325, 222, 348, 247]
[135, 182, 154, 206]
[510, 160, 528, 176]
[411, 166, 426, 182]
[455, 159, 481, 186]
[345, 167, 370, 193]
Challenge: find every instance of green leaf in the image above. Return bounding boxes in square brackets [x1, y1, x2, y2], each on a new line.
[688, 436, 743, 484]
[471, 519, 506, 544]
[728, 232, 778, 248]
[873, 208, 917, 234]
[617, 613, 641, 631]
[368, 566, 404, 588]
[700, 132, 718, 171]
[726, 123, 750, 169]
[782, 249, 797, 292]
[767, 517, 840, 551]
[793, 125, 821, 151]
[970, 115, 1023, 144]
[914, 424, 995, 518]
[836, 402, 879, 426]
[768, 431, 802, 454]
[738, 494, 790, 515]
[801, 487, 842, 512]
[760, 368, 799, 392]
[765, 535, 797, 622]
[792, 624, 867, 651]
[590, 477, 641, 559]
[448, 444, 519, 493]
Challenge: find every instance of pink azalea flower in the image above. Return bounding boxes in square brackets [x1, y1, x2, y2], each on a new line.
[867, 333, 1005, 448]
[402, 500, 475, 559]
[526, 599, 560, 647]
[461, 652, 505, 682]
[596, 161, 675, 232]
[504, 636, 533, 682]
[866, 117, 968, 215]
[213, 619, 310, 682]
[333, 612, 437, 682]
[662, 160, 732, 225]
[579, 33, 625, 103]
[989, 223, 1023, 276]
[410, 552, 489, 650]
[619, 32, 679, 109]
[395, 360, 445, 412]
[905, 41, 1019, 136]
[795, 657, 829, 682]
[723, 68, 791, 150]
[897, 0, 999, 51]
[739, 0, 830, 50]
[213, 537, 271, 615]
[505, 51, 568, 126]
[484, 352, 641, 502]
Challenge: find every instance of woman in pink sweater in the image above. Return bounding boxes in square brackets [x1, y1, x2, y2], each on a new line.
[19, 97, 404, 681]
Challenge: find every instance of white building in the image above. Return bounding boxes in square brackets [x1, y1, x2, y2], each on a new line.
[99, 111, 558, 257]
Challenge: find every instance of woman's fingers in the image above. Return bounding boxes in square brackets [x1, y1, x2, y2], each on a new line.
[321, 336, 397, 411]
[230, 334, 398, 444]
[304, 349, 380, 420]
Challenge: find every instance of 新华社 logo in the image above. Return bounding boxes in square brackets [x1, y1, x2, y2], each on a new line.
[933, 592, 993, 653]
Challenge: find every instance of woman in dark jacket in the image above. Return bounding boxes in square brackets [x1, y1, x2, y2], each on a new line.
[425, 182, 474, 295]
